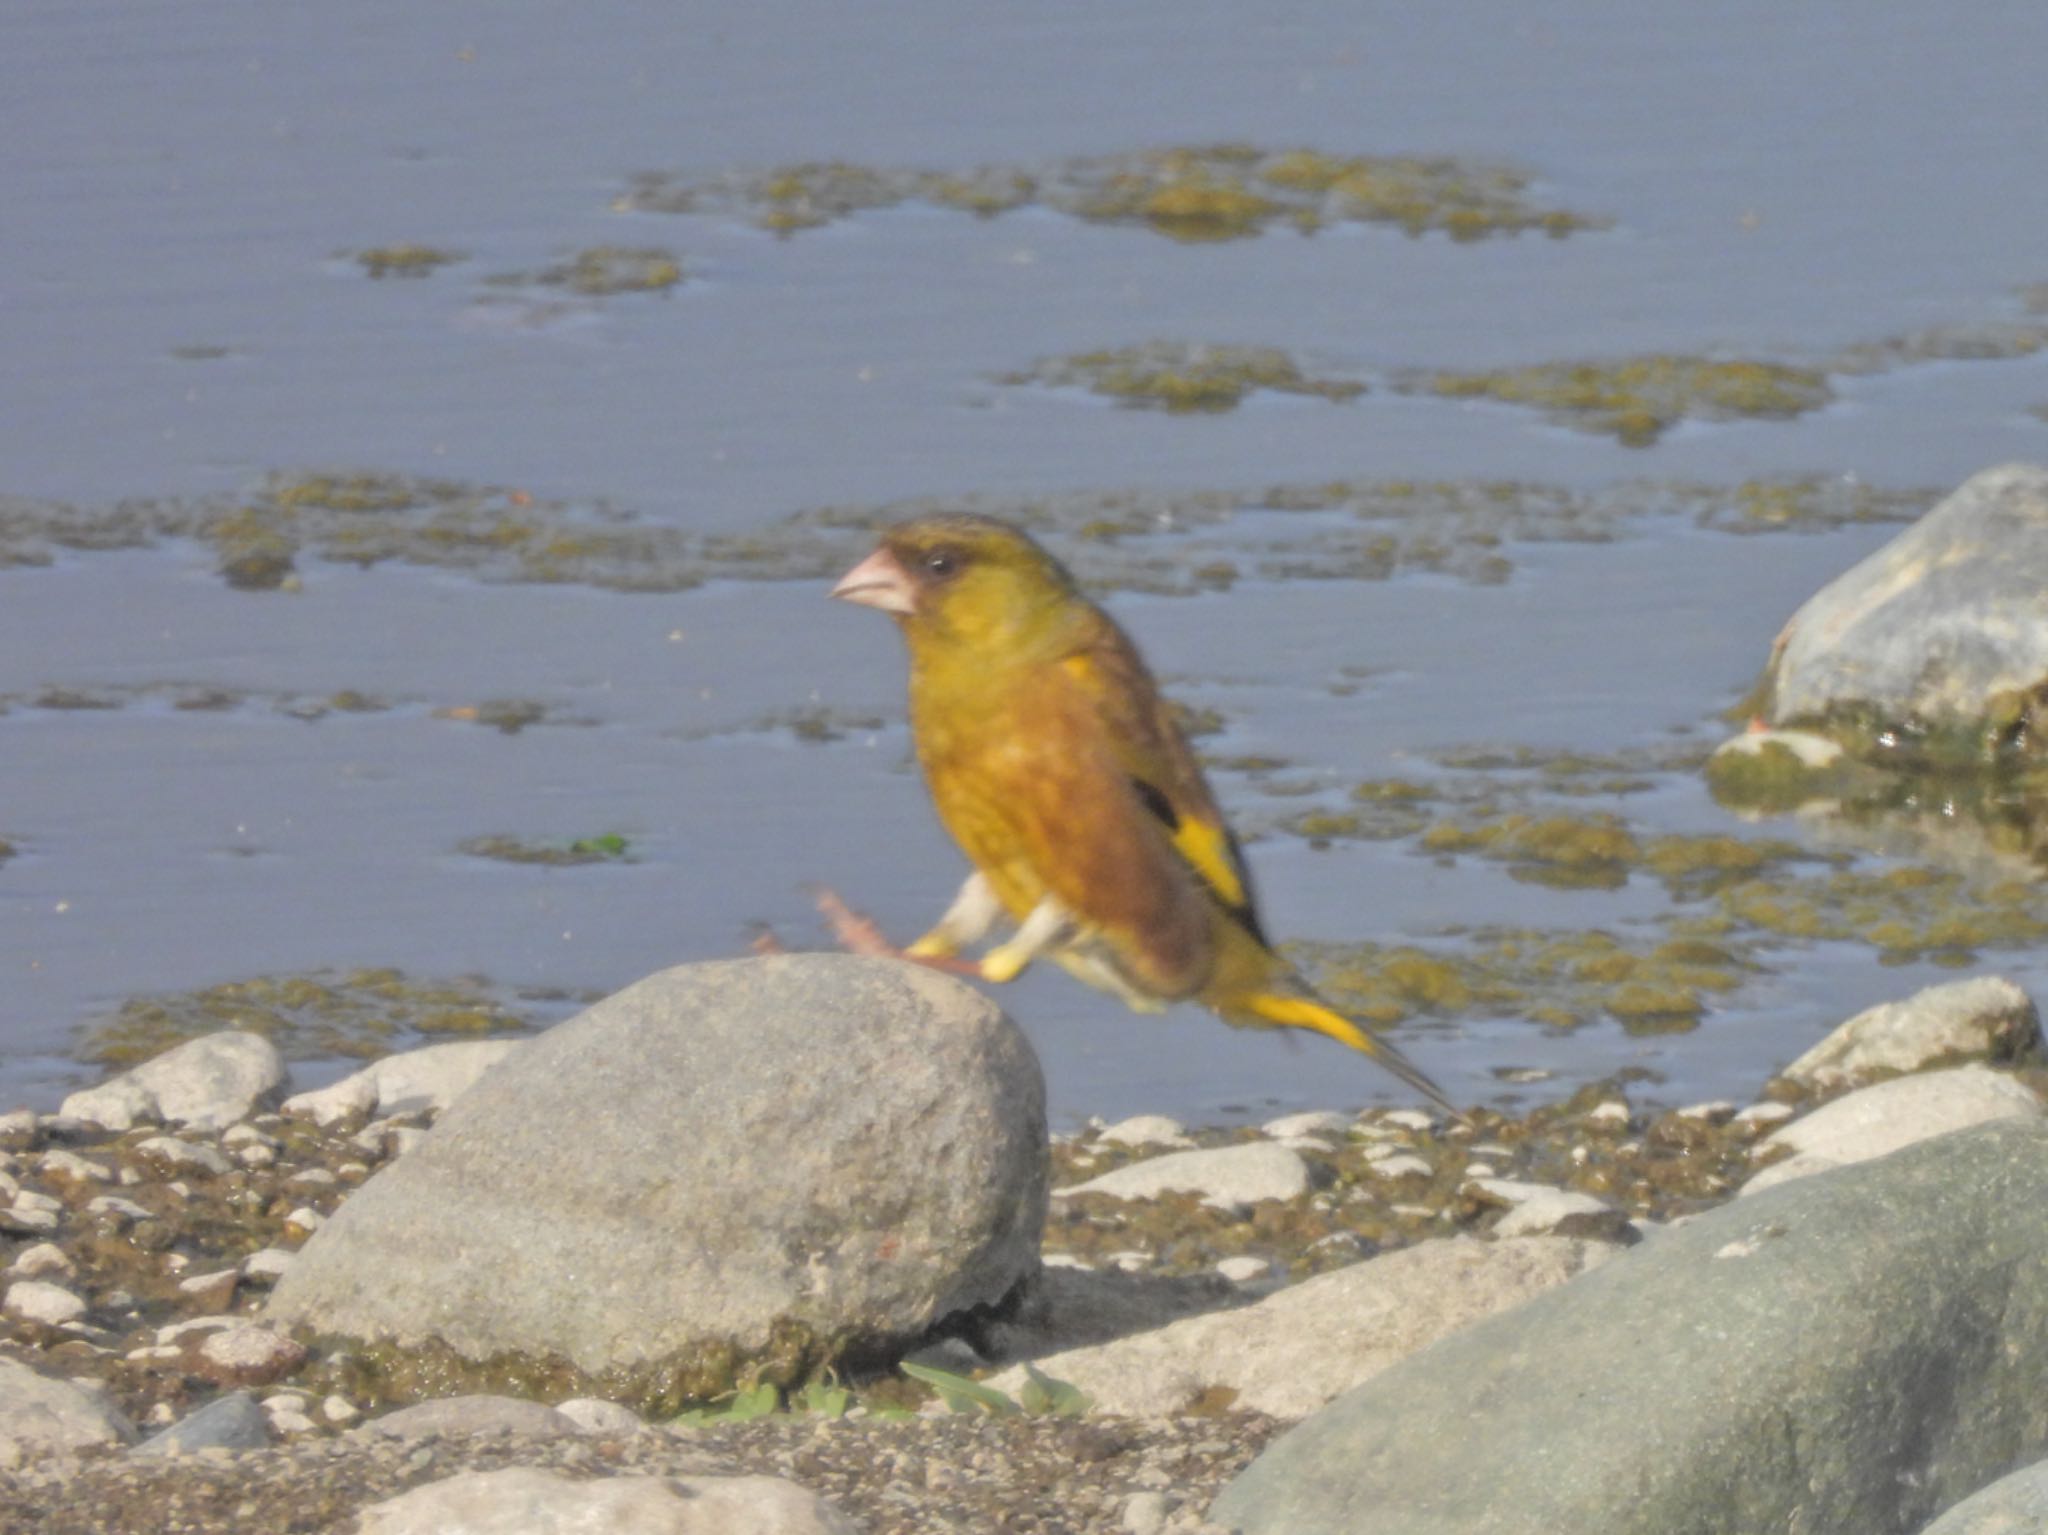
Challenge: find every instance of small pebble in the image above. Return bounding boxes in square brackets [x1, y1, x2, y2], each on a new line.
[1380, 1109, 1437, 1133]
[1098, 1115, 1192, 1149]
[1732, 1102, 1796, 1131]
[6, 1241, 75, 1279]
[1123, 1490, 1171, 1534]
[5, 1278, 89, 1325]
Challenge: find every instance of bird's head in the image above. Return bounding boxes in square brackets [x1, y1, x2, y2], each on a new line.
[831, 514, 1084, 655]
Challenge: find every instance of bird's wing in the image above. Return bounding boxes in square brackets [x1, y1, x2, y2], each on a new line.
[1058, 631, 1269, 948]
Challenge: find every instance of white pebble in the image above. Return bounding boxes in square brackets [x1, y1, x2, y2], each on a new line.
[5, 1279, 88, 1325]
[1677, 1100, 1736, 1122]
[1365, 1153, 1432, 1180]
[1122, 1490, 1171, 1534]
[1732, 1101, 1796, 1130]
[1381, 1109, 1438, 1133]
[321, 1395, 360, 1426]
[39, 1150, 112, 1183]
[1098, 1114, 1191, 1149]
[6, 1241, 75, 1279]
[1261, 1110, 1350, 1140]
[1215, 1255, 1271, 1284]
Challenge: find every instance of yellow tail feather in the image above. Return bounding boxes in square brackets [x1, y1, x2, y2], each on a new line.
[1237, 991, 1459, 1119]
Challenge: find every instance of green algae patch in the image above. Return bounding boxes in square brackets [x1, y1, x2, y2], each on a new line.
[1403, 801, 1829, 904]
[460, 833, 635, 866]
[1291, 928, 1752, 1036]
[1704, 735, 1859, 814]
[0, 473, 1937, 598]
[353, 245, 462, 280]
[1419, 812, 1640, 890]
[1002, 343, 1365, 413]
[691, 705, 890, 745]
[78, 969, 537, 1066]
[527, 245, 685, 296]
[0, 681, 399, 722]
[1413, 356, 1833, 446]
[300, 1318, 841, 1418]
[621, 145, 1605, 243]
[1709, 865, 2048, 966]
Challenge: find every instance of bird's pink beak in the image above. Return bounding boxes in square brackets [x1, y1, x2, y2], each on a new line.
[831, 547, 916, 615]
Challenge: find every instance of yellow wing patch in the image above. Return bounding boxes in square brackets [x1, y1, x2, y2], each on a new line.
[1171, 814, 1248, 911]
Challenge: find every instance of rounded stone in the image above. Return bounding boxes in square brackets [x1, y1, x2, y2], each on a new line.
[265, 956, 1047, 1375]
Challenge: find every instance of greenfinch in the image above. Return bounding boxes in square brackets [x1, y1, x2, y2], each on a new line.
[832, 513, 1456, 1115]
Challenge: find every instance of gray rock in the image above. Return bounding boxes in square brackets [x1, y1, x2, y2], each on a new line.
[61, 1031, 284, 1133]
[1920, 1456, 2048, 1533]
[363, 1395, 578, 1442]
[1742, 1065, 2042, 1195]
[282, 1039, 524, 1127]
[1058, 1143, 1309, 1209]
[1765, 463, 2048, 727]
[132, 1391, 270, 1456]
[1212, 1119, 2048, 1535]
[265, 957, 1046, 1377]
[0, 1356, 138, 1467]
[353, 1467, 858, 1535]
[1782, 976, 2040, 1092]
[990, 1235, 1609, 1420]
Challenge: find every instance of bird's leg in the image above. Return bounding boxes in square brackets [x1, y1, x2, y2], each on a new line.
[976, 895, 1074, 984]
[905, 872, 1002, 960]
[808, 885, 982, 976]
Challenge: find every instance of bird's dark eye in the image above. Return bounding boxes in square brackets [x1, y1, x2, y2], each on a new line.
[923, 548, 962, 579]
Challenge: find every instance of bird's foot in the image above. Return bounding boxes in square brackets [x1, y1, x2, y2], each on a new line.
[807, 885, 984, 977]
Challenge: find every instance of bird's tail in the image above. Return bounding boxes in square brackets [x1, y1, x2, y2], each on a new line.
[1236, 989, 1460, 1121]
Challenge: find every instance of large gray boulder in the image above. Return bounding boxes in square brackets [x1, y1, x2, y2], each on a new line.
[1764, 462, 2048, 727]
[1920, 1456, 2048, 1533]
[264, 957, 1046, 1389]
[1212, 1119, 2048, 1535]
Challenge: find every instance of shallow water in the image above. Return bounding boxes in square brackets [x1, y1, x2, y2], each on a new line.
[6, 2, 2048, 1124]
